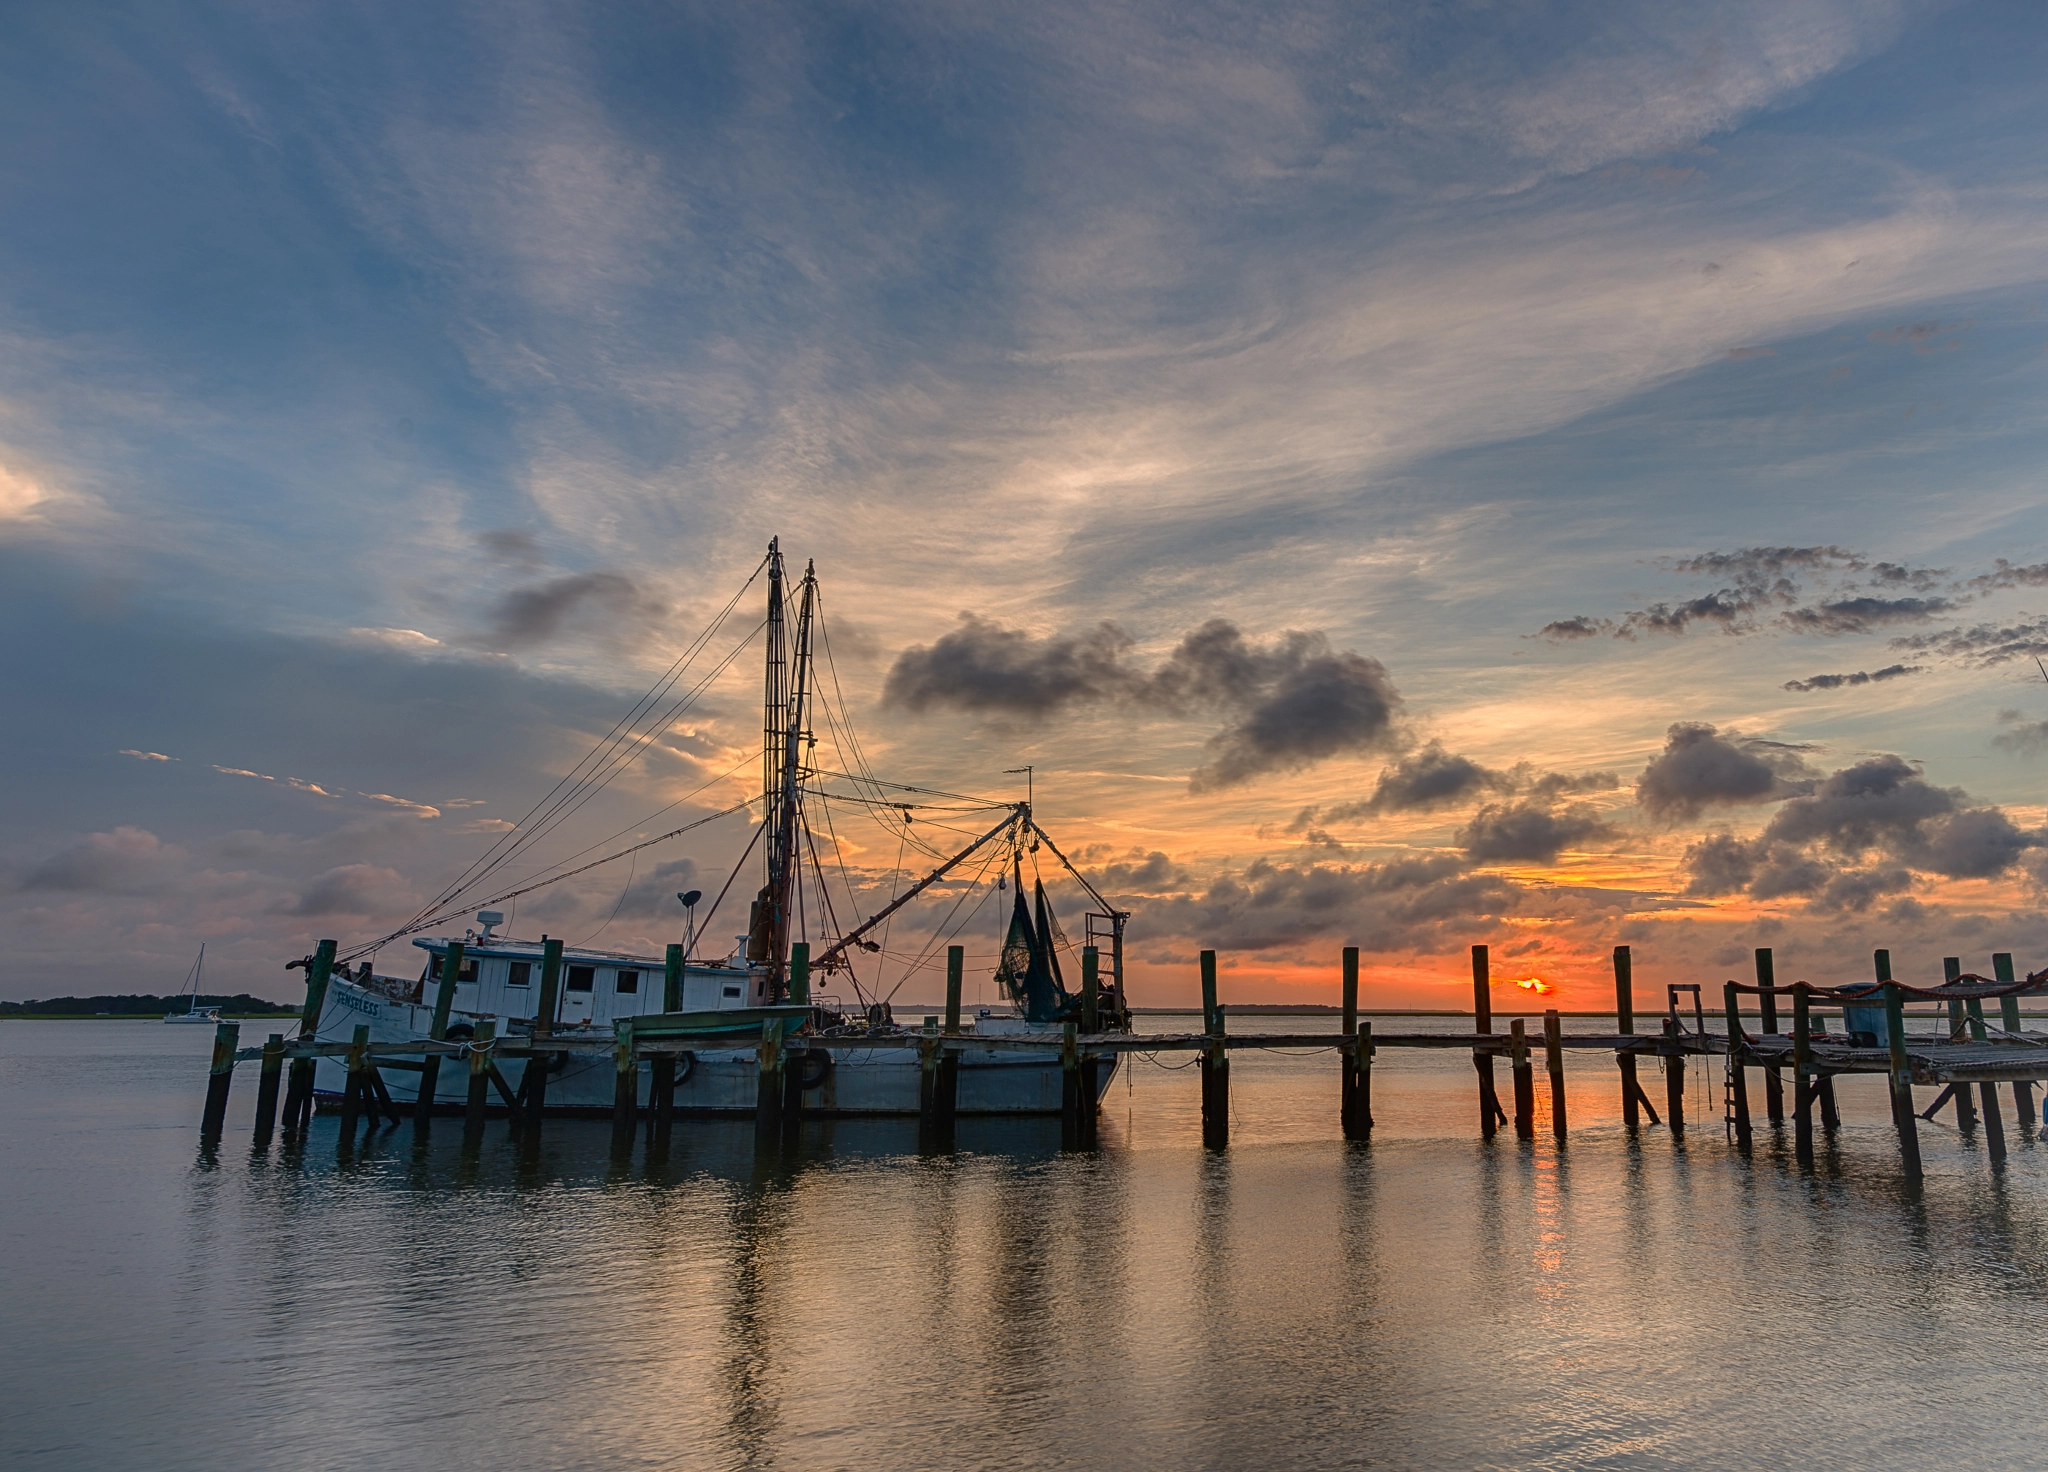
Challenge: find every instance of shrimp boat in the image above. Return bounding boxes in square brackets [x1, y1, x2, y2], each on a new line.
[308, 540, 1129, 1116]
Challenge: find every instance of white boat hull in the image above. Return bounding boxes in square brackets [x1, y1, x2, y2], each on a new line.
[309, 977, 1114, 1116]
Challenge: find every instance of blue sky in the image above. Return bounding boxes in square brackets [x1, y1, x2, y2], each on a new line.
[6, 1, 2048, 1005]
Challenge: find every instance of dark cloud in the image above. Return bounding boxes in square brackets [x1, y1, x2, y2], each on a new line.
[281, 863, 415, 916]
[1298, 748, 1616, 827]
[486, 571, 649, 648]
[1133, 854, 1518, 952]
[1095, 850, 1186, 893]
[1635, 723, 1816, 820]
[1457, 801, 1615, 863]
[1781, 596, 1953, 635]
[1534, 547, 1966, 644]
[21, 826, 181, 893]
[478, 529, 544, 565]
[1993, 711, 2048, 757]
[1966, 560, 2048, 593]
[1891, 616, 2048, 666]
[885, 615, 1403, 788]
[1679, 753, 2040, 908]
[1535, 616, 1609, 641]
[882, 614, 1139, 716]
[615, 856, 703, 920]
[1782, 663, 1923, 692]
[1164, 625, 1402, 790]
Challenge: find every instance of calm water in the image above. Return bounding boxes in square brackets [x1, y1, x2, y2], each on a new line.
[6, 1016, 2048, 1471]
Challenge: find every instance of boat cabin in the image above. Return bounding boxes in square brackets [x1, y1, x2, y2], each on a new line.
[410, 937, 768, 1030]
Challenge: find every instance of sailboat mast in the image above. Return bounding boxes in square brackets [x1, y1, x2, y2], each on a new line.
[765, 563, 817, 993]
[749, 541, 789, 970]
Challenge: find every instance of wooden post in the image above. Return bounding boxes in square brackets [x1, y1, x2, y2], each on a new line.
[200, 1021, 240, 1142]
[1081, 944, 1100, 1035]
[1356, 1021, 1375, 1135]
[1615, 945, 1640, 1131]
[1201, 952, 1228, 1150]
[1961, 991, 2005, 1161]
[252, 1033, 285, 1145]
[1994, 952, 2034, 1129]
[1340, 946, 1364, 1140]
[1756, 948, 1785, 1125]
[609, 1019, 638, 1155]
[649, 943, 683, 1142]
[1544, 1009, 1567, 1141]
[920, 1030, 944, 1143]
[340, 1023, 370, 1143]
[527, 936, 564, 1125]
[413, 939, 464, 1125]
[787, 939, 810, 1006]
[284, 938, 336, 1132]
[755, 1017, 785, 1141]
[1060, 1020, 1082, 1150]
[1792, 985, 1814, 1165]
[464, 1019, 495, 1141]
[1942, 957, 1977, 1130]
[935, 945, 963, 1133]
[1883, 979, 1923, 1182]
[1473, 944, 1504, 1137]
[1510, 1020, 1535, 1139]
[1723, 983, 1751, 1151]
[1662, 1017, 1685, 1134]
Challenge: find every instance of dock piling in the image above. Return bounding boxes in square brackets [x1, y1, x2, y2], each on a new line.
[1357, 1021, 1375, 1136]
[1723, 983, 1751, 1151]
[611, 1019, 638, 1156]
[464, 1019, 495, 1142]
[339, 1023, 371, 1145]
[755, 1017, 785, 1142]
[200, 1021, 240, 1142]
[1881, 974, 1923, 1181]
[1792, 985, 1814, 1165]
[650, 943, 683, 1144]
[1615, 946, 1640, 1131]
[284, 938, 336, 1133]
[1060, 1021, 1083, 1150]
[527, 936, 564, 1128]
[1756, 949, 1785, 1124]
[415, 939, 464, 1128]
[936, 945, 963, 1136]
[1340, 947, 1366, 1140]
[1510, 1019, 1535, 1139]
[1200, 951, 1228, 1150]
[1662, 1017, 1685, 1134]
[252, 1033, 284, 1146]
[1993, 952, 2033, 1128]
[1544, 1009, 1567, 1141]
[1473, 945, 1505, 1137]
[1942, 957, 1978, 1131]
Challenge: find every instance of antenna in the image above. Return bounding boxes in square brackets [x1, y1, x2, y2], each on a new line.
[1004, 765, 1033, 811]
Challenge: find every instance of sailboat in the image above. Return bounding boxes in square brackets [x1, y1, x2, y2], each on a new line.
[164, 944, 222, 1023]
[306, 540, 1130, 1116]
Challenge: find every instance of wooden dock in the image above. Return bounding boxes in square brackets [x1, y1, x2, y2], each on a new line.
[197, 940, 2048, 1183]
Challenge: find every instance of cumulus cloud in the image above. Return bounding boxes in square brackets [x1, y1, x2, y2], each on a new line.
[1782, 664, 1922, 692]
[885, 615, 1403, 788]
[1095, 850, 1186, 894]
[1891, 615, 2048, 666]
[1993, 710, 2048, 756]
[1966, 560, 2048, 593]
[613, 856, 703, 919]
[1680, 752, 2040, 909]
[1635, 723, 1816, 819]
[1299, 745, 1618, 826]
[485, 571, 651, 648]
[1457, 801, 1616, 864]
[22, 827, 183, 893]
[281, 863, 416, 916]
[1134, 854, 1519, 952]
[1535, 546, 1975, 644]
[883, 614, 1139, 716]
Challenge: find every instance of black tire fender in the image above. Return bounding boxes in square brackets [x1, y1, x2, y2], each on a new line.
[797, 1048, 833, 1091]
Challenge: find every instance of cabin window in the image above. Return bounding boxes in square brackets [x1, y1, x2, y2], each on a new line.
[615, 969, 639, 994]
[567, 965, 596, 992]
[722, 984, 742, 999]
[430, 955, 479, 983]
[506, 962, 531, 987]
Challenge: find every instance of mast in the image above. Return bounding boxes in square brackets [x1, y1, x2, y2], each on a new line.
[765, 562, 818, 993]
[748, 542, 788, 970]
